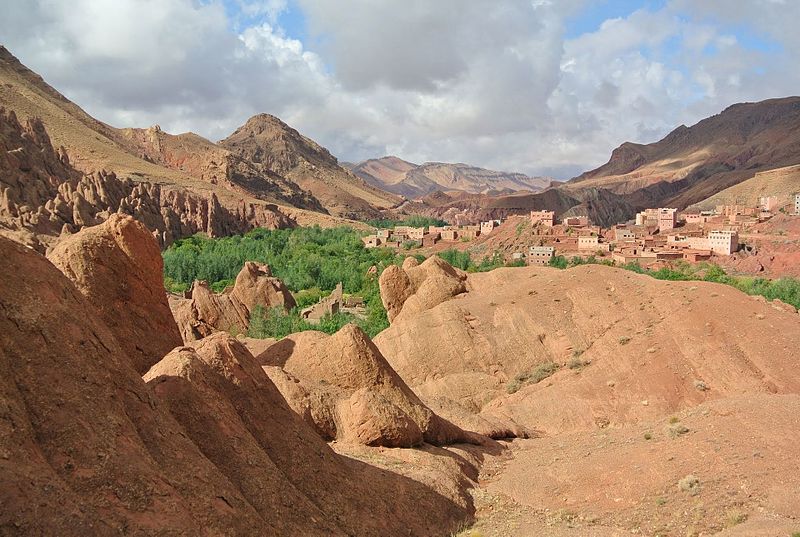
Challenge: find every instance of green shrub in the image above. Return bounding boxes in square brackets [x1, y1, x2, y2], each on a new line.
[507, 362, 560, 393]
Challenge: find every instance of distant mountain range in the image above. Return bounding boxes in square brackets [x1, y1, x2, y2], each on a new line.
[347, 156, 556, 198]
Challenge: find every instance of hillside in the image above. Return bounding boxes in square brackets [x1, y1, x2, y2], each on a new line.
[220, 114, 401, 219]
[390, 185, 634, 227]
[569, 97, 800, 210]
[689, 163, 800, 211]
[0, 45, 388, 236]
[117, 125, 324, 211]
[350, 156, 554, 198]
[0, 222, 482, 536]
[375, 260, 800, 535]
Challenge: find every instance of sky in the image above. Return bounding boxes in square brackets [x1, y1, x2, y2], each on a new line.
[1, 0, 798, 179]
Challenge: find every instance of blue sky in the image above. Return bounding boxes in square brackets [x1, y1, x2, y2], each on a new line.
[2, 0, 797, 178]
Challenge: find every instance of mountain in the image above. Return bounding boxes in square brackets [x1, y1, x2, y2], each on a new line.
[117, 124, 324, 211]
[350, 156, 554, 198]
[0, 45, 394, 241]
[569, 97, 800, 209]
[220, 114, 401, 219]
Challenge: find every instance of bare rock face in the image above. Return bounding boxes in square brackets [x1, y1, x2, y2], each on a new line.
[374, 263, 800, 439]
[0, 108, 293, 252]
[0, 234, 271, 534]
[47, 214, 182, 374]
[0, 233, 473, 536]
[170, 261, 296, 342]
[379, 256, 467, 323]
[230, 261, 295, 313]
[255, 323, 478, 447]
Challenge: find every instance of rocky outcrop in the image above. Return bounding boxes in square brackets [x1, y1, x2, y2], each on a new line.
[379, 255, 467, 323]
[374, 262, 800, 438]
[0, 233, 473, 536]
[0, 108, 293, 252]
[47, 214, 182, 374]
[253, 324, 479, 447]
[170, 261, 296, 342]
[117, 125, 326, 212]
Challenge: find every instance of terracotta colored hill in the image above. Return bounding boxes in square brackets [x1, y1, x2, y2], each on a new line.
[391, 185, 633, 227]
[379, 255, 468, 323]
[118, 125, 324, 210]
[169, 261, 295, 342]
[47, 214, 182, 374]
[220, 114, 401, 219]
[716, 212, 800, 278]
[472, 394, 800, 536]
[0, 107, 292, 252]
[569, 96, 800, 209]
[374, 262, 800, 438]
[350, 156, 554, 198]
[0, 233, 474, 536]
[252, 324, 480, 447]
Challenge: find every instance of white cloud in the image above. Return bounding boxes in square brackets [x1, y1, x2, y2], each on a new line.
[0, 0, 797, 178]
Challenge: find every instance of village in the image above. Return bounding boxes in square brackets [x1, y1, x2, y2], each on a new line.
[362, 194, 800, 269]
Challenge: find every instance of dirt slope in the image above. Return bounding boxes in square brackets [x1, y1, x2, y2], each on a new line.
[375, 263, 800, 437]
[568, 97, 800, 209]
[689, 163, 800, 211]
[466, 395, 800, 536]
[374, 260, 800, 535]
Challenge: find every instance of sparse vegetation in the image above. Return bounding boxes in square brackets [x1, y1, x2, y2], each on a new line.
[644, 432, 653, 440]
[725, 509, 748, 527]
[507, 361, 560, 394]
[694, 379, 709, 391]
[618, 336, 631, 345]
[667, 423, 690, 438]
[678, 475, 701, 495]
[552, 258, 800, 310]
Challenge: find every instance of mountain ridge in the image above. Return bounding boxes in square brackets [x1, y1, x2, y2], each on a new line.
[349, 155, 555, 198]
[568, 96, 800, 209]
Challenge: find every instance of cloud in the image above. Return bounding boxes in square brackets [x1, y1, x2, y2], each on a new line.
[1, 0, 797, 178]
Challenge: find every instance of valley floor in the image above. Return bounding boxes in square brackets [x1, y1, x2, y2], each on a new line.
[459, 395, 800, 537]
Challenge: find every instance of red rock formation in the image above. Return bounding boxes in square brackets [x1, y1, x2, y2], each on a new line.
[0, 233, 473, 536]
[379, 255, 467, 323]
[0, 108, 293, 252]
[170, 261, 296, 342]
[47, 214, 183, 374]
[253, 324, 479, 447]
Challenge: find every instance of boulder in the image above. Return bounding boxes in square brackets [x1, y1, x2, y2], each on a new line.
[170, 261, 296, 342]
[47, 213, 182, 374]
[255, 323, 480, 447]
[379, 256, 467, 323]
